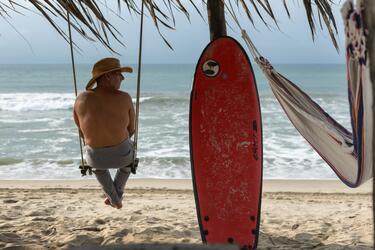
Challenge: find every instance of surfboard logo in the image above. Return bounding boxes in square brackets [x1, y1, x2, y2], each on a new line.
[202, 59, 220, 78]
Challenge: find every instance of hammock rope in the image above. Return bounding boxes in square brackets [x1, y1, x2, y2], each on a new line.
[225, 0, 373, 187]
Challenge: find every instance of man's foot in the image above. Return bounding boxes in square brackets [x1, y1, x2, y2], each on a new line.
[104, 198, 122, 209]
[104, 198, 111, 206]
[112, 201, 122, 209]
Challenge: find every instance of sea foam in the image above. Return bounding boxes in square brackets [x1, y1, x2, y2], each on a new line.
[0, 93, 153, 112]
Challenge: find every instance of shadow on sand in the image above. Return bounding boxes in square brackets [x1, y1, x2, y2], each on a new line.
[2, 233, 371, 249]
[258, 232, 372, 249]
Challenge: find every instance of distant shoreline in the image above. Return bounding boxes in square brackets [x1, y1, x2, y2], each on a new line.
[0, 63, 347, 66]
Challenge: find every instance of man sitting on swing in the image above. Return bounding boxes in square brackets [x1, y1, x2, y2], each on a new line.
[73, 57, 135, 209]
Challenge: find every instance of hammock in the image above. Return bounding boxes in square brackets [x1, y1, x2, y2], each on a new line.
[240, 0, 372, 187]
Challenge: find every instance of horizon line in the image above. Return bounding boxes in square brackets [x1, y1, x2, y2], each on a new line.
[0, 62, 346, 65]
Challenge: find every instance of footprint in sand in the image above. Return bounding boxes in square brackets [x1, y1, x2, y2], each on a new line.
[0, 215, 13, 221]
[31, 216, 56, 222]
[149, 217, 161, 221]
[73, 226, 102, 232]
[0, 232, 21, 243]
[57, 234, 102, 248]
[133, 210, 142, 215]
[182, 230, 193, 237]
[146, 217, 161, 224]
[66, 206, 76, 211]
[26, 211, 51, 217]
[292, 224, 300, 230]
[41, 226, 57, 236]
[136, 226, 172, 235]
[3, 199, 18, 204]
[0, 195, 15, 199]
[110, 228, 130, 238]
[94, 218, 107, 225]
[0, 223, 12, 230]
[129, 215, 143, 221]
[295, 233, 321, 247]
[27, 196, 41, 200]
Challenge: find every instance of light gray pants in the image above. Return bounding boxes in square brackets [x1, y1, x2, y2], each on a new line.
[85, 139, 134, 204]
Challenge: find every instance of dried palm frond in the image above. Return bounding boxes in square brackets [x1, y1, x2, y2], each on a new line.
[245, 0, 339, 49]
[0, 0, 340, 52]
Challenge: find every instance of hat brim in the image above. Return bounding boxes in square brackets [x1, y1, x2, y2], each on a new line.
[85, 66, 133, 90]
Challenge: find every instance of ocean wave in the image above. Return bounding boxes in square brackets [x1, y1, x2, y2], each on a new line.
[0, 93, 75, 111]
[140, 156, 189, 166]
[132, 97, 153, 103]
[0, 118, 53, 124]
[0, 92, 347, 112]
[0, 157, 23, 166]
[0, 93, 156, 112]
[0, 160, 79, 179]
[19, 128, 66, 133]
[0, 152, 338, 180]
[0, 156, 191, 179]
[135, 96, 189, 105]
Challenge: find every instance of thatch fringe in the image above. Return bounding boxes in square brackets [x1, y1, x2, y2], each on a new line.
[0, 0, 339, 52]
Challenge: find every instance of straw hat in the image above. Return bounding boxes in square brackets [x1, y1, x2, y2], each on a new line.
[86, 57, 133, 90]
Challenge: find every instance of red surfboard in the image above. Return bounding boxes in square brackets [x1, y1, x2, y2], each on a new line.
[189, 36, 263, 249]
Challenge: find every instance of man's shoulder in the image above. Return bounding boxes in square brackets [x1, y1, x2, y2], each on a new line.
[77, 90, 94, 99]
[116, 90, 132, 99]
[75, 91, 95, 106]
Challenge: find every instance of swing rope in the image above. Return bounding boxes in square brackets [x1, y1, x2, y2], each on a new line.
[67, 9, 89, 176]
[67, 3, 145, 176]
[131, 0, 145, 174]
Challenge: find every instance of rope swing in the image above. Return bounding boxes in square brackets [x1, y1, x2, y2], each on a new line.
[67, 3, 145, 176]
[131, 1, 145, 174]
[67, 9, 91, 176]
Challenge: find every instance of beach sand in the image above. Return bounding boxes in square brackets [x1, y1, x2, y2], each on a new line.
[0, 179, 372, 249]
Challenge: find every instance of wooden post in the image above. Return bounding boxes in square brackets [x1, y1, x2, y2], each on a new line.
[207, 0, 227, 41]
[362, 0, 375, 245]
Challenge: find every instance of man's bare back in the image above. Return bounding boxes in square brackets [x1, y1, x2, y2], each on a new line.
[74, 88, 135, 147]
[74, 70, 135, 148]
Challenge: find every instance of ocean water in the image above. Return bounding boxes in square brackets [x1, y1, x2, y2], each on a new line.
[0, 64, 350, 180]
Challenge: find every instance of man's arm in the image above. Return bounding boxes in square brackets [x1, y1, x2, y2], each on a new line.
[127, 94, 136, 138]
[73, 101, 85, 139]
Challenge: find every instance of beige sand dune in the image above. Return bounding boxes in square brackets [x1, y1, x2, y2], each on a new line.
[0, 179, 372, 249]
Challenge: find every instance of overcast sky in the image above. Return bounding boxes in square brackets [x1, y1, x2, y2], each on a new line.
[0, 1, 346, 64]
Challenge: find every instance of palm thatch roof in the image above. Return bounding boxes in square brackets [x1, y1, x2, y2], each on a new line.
[0, 0, 340, 52]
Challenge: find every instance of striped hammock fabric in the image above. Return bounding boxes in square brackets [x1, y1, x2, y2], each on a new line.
[242, 0, 372, 187]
